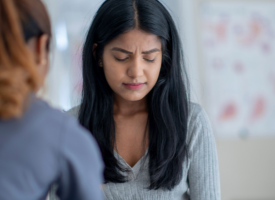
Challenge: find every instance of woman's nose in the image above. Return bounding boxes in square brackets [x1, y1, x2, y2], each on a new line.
[127, 57, 144, 78]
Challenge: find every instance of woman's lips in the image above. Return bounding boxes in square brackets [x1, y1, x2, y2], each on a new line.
[123, 83, 145, 90]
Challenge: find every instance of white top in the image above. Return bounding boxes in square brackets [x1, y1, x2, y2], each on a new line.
[67, 103, 221, 200]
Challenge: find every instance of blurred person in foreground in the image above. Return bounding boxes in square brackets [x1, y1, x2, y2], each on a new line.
[0, 0, 104, 199]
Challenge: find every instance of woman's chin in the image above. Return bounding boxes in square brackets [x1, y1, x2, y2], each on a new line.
[119, 93, 147, 102]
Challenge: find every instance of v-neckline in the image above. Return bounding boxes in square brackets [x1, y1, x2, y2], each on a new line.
[114, 148, 149, 170]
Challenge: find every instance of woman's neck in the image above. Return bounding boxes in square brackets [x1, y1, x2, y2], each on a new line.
[113, 94, 148, 116]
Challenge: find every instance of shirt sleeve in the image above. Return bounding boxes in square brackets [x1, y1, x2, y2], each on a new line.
[187, 107, 221, 200]
[56, 116, 104, 200]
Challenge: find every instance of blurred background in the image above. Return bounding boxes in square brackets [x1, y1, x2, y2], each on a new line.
[41, 0, 275, 199]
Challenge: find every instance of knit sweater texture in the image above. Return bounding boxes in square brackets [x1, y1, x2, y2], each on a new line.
[66, 103, 221, 200]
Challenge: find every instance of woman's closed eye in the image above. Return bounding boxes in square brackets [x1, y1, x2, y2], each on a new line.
[115, 57, 129, 62]
[114, 56, 157, 63]
[144, 58, 155, 63]
[143, 55, 157, 63]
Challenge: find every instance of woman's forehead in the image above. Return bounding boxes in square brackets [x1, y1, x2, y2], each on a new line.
[107, 28, 162, 50]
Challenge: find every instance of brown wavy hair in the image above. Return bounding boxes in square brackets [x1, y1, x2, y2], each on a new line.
[0, 0, 51, 120]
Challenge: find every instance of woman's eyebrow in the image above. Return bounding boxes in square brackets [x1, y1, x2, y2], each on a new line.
[111, 47, 160, 54]
[142, 48, 160, 54]
[111, 47, 133, 54]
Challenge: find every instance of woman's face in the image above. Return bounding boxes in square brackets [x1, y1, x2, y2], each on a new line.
[102, 28, 162, 102]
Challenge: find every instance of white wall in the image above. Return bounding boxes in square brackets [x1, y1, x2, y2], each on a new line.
[160, 0, 203, 104]
[42, 0, 104, 110]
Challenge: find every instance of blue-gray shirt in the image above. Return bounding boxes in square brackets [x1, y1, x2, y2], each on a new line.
[0, 96, 104, 200]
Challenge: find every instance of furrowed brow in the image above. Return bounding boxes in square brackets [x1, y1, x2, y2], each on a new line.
[111, 47, 133, 54]
[142, 48, 160, 54]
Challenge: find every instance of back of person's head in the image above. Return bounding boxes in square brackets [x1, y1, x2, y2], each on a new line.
[0, 0, 51, 120]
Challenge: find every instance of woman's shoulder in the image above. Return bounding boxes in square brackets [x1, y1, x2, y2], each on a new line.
[187, 102, 214, 144]
[1, 98, 88, 149]
[188, 102, 206, 124]
[27, 97, 66, 125]
[29, 99, 82, 134]
[66, 105, 81, 118]
[189, 102, 203, 116]
[32, 101, 95, 151]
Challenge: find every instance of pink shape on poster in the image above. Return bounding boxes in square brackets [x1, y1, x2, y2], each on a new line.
[250, 97, 265, 121]
[234, 62, 244, 73]
[219, 102, 237, 121]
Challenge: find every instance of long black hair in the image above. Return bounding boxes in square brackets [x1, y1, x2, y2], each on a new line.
[79, 0, 190, 190]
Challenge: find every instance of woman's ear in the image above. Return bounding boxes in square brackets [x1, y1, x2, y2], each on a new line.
[93, 43, 97, 59]
[25, 34, 49, 92]
[36, 34, 49, 78]
[93, 43, 103, 67]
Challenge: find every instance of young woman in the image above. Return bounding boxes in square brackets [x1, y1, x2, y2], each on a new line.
[0, 0, 104, 199]
[68, 0, 221, 199]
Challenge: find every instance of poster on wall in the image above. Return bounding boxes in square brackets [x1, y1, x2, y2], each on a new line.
[200, 2, 275, 138]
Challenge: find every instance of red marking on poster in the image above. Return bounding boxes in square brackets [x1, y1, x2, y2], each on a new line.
[250, 97, 266, 121]
[234, 62, 244, 73]
[219, 103, 237, 121]
[261, 42, 271, 54]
